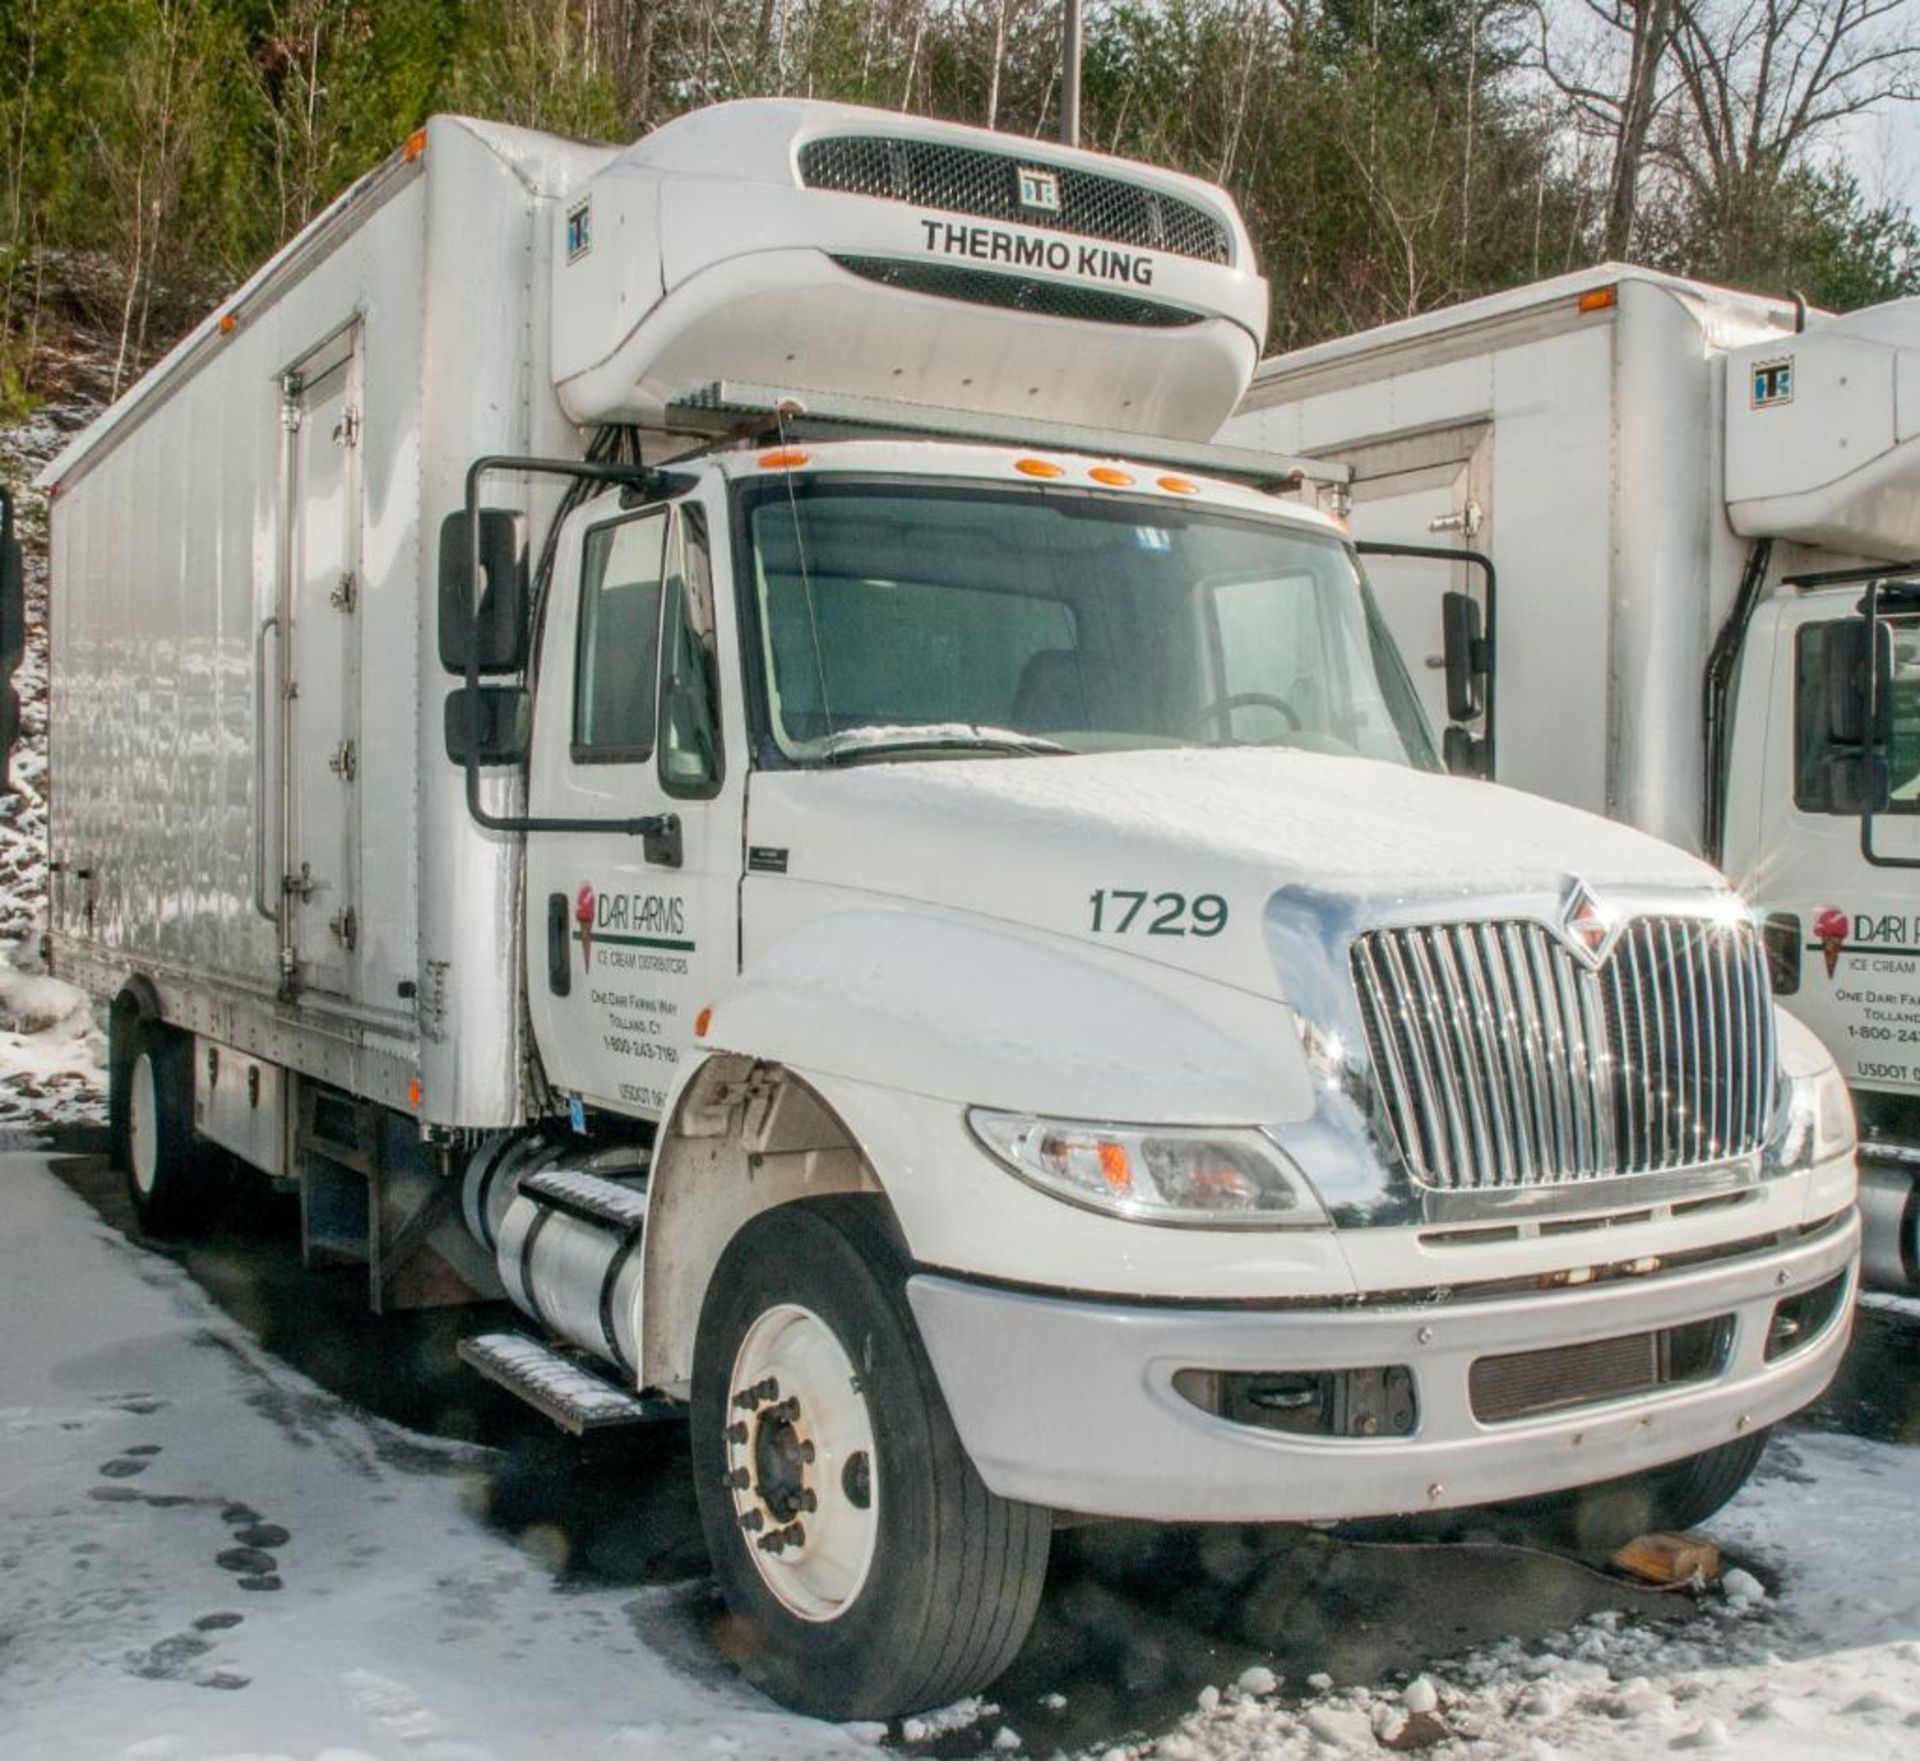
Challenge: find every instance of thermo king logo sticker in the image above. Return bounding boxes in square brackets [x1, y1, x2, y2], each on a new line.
[1016, 166, 1061, 214]
[566, 199, 592, 263]
[1751, 356, 1793, 408]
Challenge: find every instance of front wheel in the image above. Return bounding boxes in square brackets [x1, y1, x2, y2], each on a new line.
[1517, 1430, 1772, 1553]
[690, 1199, 1050, 1720]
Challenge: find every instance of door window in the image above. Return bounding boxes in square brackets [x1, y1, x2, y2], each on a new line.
[574, 512, 667, 761]
[659, 506, 725, 796]
[1795, 617, 1920, 813]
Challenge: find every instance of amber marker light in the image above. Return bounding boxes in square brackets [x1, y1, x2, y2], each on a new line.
[757, 448, 811, 470]
[695, 1007, 713, 1038]
[1014, 457, 1065, 478]
[404, 127, 428, 162]
[408, 1078, 423, 1110]
[218, 312, 238, 335]
[1577, 286, 1617, 313]
[1088, 466, 1134, 487]
[1096, 1140, 1133, 1192]
[1157, 475, 1200, 495]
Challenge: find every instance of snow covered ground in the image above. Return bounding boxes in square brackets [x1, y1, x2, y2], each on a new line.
[0, 1152, 870, 1761]
[2, 1143, 1916, 1760]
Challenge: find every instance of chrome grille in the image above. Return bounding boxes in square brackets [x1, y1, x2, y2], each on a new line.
[797, 136, 1233, 264]
[1351, 917, 1775, 1190]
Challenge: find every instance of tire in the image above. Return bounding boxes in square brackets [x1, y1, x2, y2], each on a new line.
[1534, 1430, 1771, 1553]
[118, 1021, 210, 1235]
[690, 1198, 1050, 1720]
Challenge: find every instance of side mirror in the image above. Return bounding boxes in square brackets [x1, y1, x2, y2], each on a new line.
[1, 487, 23, 794]
[443, 684, 530, 766]
[1441, 590, 1486, 723]
[438, 508, 529, 674]
[1823, 618, 1890, 746]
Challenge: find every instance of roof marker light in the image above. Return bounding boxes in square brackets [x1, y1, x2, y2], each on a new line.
[757, 448, 811, 470]
[218, 312, 238, 335]
[1157, 475, 1200, 495]
[404, 127, 428, 163]
[1089, 466, 1134, 487]
[1577, 286, 1617, 313]
[1015, 457, 1065, 478]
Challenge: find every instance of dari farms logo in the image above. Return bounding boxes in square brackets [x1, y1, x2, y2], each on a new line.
[1811, 907, 1919, 978]
[574, 884, 692, 970]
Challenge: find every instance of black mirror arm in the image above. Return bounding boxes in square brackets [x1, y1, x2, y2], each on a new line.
[1355, 539, 1498, 769]
[458, 453, 684, 864]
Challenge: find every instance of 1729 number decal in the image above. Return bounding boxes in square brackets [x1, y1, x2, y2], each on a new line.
[1088, 889, 1228, 937]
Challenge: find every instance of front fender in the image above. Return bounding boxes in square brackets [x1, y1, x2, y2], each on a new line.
[705, 906, 1312, 1125]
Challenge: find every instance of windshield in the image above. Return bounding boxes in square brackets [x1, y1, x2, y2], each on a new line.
[744, 477, 1437, 768]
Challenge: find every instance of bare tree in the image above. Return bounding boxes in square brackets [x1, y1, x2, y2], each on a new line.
[1534, 0, 1920, 261]
[1665, 0, 1920, 231]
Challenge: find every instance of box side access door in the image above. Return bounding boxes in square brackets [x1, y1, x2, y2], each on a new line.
[1320, 423, 1493, 748]
[277, 329, 364, 1000]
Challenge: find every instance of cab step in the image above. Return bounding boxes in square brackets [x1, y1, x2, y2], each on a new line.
[457, 1332, 677, 1435]
[518, 1166, 649, 1234]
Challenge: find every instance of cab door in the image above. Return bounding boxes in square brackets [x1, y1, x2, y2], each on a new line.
[523, 489, 736, 1117]
[1728, 591, 1920, 1098]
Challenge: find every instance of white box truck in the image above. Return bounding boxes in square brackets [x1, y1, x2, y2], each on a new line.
[21, 116, 1859, 1718]
[1225, 267, 1920, 1293]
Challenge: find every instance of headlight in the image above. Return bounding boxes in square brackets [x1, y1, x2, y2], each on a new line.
[1767, 1060, 1857, 1175]
[966, 1110, 1331, 1228]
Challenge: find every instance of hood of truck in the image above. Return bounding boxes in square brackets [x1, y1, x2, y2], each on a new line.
[743, 746, 1723, 1002]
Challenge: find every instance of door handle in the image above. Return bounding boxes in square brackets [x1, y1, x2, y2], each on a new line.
[547, 892, 571, 996]
[252, 615, 280, 922]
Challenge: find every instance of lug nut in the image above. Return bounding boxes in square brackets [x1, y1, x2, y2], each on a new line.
[801, 1488, 818, 1513]
[724, 1467, 750, 1490]
[738, 1509, 764, 1532]
[725, 1421, 749, 1445]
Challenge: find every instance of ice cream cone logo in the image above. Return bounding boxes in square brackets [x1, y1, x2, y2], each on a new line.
[576, 883, 597, 972]
[1814, 906, 1848, 978]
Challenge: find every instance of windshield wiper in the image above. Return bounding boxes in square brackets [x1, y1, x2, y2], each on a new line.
[817, 722, 1073, 765]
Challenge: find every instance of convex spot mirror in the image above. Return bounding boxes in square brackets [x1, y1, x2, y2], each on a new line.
[438, 507, 529, 674]
[444, 684, 530, 767]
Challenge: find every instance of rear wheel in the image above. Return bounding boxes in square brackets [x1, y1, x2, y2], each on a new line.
[691, 1199, 1050, 1720]
[118, 1021, 209, 1235]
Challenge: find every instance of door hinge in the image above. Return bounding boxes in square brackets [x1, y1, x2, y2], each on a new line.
[329, 739, 357, 782]
[330, 571, 357, 612]
[284, 863, 316, 901]
[334, 407, 360, 449]
[1429, 500, 1483, 539]
[279, 373, 304, 431]
[329, 906, 357, 951]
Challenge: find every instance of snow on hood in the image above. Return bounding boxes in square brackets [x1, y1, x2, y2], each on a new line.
[746, 746, 1723, 998]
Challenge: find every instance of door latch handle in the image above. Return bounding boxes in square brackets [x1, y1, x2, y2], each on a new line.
[547, 892, 572, 996]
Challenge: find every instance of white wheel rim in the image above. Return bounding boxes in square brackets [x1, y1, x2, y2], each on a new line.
[724, 1302, 879, 1622]
[128, 1051, 160, 1198]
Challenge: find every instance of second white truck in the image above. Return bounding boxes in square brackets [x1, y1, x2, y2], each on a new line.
[1225, 267, 1918, 1291]
[23, 115, 1859, 1718]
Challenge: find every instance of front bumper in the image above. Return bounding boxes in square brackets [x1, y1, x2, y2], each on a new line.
[907, 1208, 1860, 1522]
